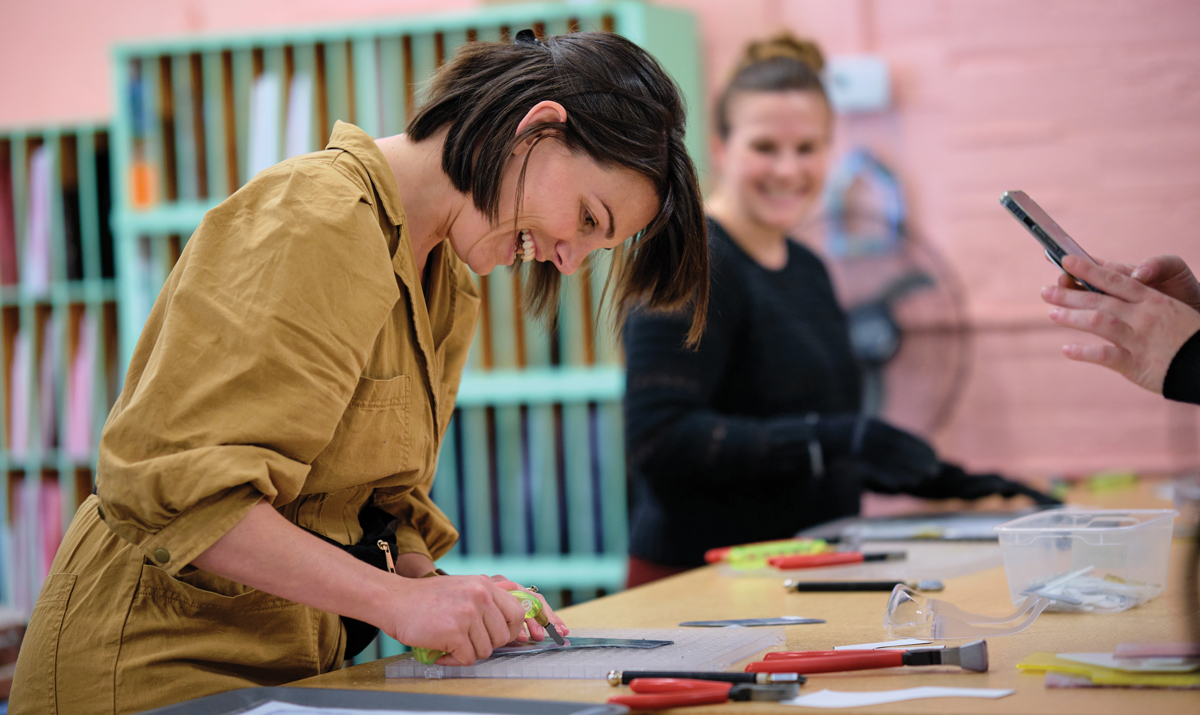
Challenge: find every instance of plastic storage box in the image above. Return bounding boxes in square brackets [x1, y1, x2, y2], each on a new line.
[993, 509, 1178, 613]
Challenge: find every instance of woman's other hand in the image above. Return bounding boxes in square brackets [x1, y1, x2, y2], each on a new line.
[385, 574, 528, 666]
[1130, 255, 1200, 311]
[1042, 255, 1200, 393]
[487, 574, 569, 643]
[1061, 255, 1200, 311]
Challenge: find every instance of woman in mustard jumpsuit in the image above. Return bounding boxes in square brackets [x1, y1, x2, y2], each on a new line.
[11, 31, 708, 715]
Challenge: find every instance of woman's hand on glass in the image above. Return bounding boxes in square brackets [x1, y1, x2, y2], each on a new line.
[384, 574, 527, 666]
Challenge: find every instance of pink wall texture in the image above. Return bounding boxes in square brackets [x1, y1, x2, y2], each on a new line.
[3, 0, 1199, 477]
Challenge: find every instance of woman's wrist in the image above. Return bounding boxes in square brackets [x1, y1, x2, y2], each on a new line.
[392, 551, 437, 578]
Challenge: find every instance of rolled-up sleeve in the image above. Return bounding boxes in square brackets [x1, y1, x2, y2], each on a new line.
[98, 161, 399, 575]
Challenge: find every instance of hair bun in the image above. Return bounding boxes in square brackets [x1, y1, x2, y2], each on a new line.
[739, 32, 825, 73]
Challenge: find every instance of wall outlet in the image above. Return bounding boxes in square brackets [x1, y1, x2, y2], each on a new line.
[825, 55, 891, 113]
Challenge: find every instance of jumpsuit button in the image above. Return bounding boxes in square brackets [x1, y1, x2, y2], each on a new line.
[154, 548, 170, 564]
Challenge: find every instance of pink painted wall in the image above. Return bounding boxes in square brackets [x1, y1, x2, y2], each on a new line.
[3, 0, 1199, 477]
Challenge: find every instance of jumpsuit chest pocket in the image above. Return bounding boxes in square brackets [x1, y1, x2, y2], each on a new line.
[309, 374, 425, 487]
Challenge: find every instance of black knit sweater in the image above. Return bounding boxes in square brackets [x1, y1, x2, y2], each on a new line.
[1164, 329, 1200, 405]
[624, 219, 865, 567]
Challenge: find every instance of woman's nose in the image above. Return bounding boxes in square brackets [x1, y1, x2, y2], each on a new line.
[772, 154, 805, 180]
[553, 237, 600, 276]
[554, 243, 584, 275]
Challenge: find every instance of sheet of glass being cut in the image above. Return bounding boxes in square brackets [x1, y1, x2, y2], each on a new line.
[797, 509, 1045, 542]
[384, 628, 784, 679]
[718, 540, 1002, 581]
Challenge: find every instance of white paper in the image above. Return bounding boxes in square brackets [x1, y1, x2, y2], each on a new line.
[785, 687, 1014, 708]
[10, 330, 30, 459]
[14, 475, 41, 613]
[65, 312, 96, 460]
[239, 701, 495, 715]
[22, 145, 51, 295]
[1058, 652, 1200, 673]
[248, 72, 282, 176]
[834, 638, 935, 650]
[285, 72, 314, 159]
[38, 313, 60, 450]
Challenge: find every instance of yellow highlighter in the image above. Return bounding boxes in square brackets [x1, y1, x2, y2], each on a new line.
[411, 590, 564, 665]
[705, 538, 831, 570]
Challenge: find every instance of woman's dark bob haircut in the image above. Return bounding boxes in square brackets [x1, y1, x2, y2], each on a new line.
[407, 31, 708, 345]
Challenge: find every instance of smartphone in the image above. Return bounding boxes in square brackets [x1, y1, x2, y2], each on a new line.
[999, 190, 1103, 293]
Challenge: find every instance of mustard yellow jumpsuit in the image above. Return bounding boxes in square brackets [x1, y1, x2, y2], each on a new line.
[10, 122, 480, 715]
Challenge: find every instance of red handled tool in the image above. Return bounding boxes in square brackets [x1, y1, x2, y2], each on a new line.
[607, 678, 799, 710]
[746, 640, 989, 674]
[767, 551, 906, 570]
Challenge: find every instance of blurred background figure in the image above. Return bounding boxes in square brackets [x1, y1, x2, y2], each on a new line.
[622, 33, 1057, 588]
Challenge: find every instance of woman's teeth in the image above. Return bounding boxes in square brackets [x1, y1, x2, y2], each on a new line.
[520, 230, 534, 261]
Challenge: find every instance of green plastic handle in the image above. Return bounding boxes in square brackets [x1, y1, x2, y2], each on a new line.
[410, 590, 544, 665]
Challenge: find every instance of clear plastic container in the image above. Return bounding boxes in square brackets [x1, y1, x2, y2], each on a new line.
[993, 509, 1178, 613]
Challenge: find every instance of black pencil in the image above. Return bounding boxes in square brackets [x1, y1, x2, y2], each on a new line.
[606, 670, 805, 686]
[783, 579, 943, 592]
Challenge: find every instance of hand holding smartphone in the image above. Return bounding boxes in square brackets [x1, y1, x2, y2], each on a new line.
[1000, 190, 1104, 293]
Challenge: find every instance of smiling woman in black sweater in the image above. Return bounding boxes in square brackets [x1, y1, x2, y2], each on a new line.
[623, 34, 1056, 587]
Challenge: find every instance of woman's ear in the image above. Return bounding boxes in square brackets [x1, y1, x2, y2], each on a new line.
[513, 101, 569, 151]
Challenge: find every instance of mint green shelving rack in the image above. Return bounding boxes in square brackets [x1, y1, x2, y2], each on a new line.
[0, 124, 121, 613]
[108, 0, 707, 661]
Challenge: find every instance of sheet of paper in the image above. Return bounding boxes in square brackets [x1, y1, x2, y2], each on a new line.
[65, 311, 96, 460]
[240, 702, 486, 715]
[248, 72, 282, 177]
[681, 617, 824, 627]
[38, 312, 60, 449]
[834, 638, 934, 650]
[22, 145, 51, 295]
[784, 687, 1014, 708]
[1020, 651, 1200, 687]
[10, 330, 30, 459]
[1058, 652, 1200, 673]
[1115, 642, 1200, 658]
[285, 72, 314, 159]
[39, 479, 61, 577]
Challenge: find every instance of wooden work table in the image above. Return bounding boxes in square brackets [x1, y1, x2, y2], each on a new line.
[295, 485, 1199, 713]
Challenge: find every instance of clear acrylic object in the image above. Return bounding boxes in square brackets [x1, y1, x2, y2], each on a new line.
[884, 585, 1050, 639]
[993, 509, 1178, 613]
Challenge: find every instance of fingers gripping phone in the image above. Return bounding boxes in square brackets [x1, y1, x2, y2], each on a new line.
[1000, 190, 1104, 293]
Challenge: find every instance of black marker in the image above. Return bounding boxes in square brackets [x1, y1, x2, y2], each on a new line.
[606, 670, 805, 686]
[783, 579, 944, 592]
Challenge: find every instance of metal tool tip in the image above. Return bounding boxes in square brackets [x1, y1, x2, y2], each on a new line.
[783, 579, 797, 589]
[959, 639, 989, 672]
[769, 673, 804, 683]
[546, 623, 566, 646]
[606, 670, 621, 686]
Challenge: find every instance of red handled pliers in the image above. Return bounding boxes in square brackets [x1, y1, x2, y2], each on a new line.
[607, 678, 799, 710]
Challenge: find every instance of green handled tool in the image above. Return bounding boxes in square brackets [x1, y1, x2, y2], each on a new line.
[411, 590, 564, 664]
